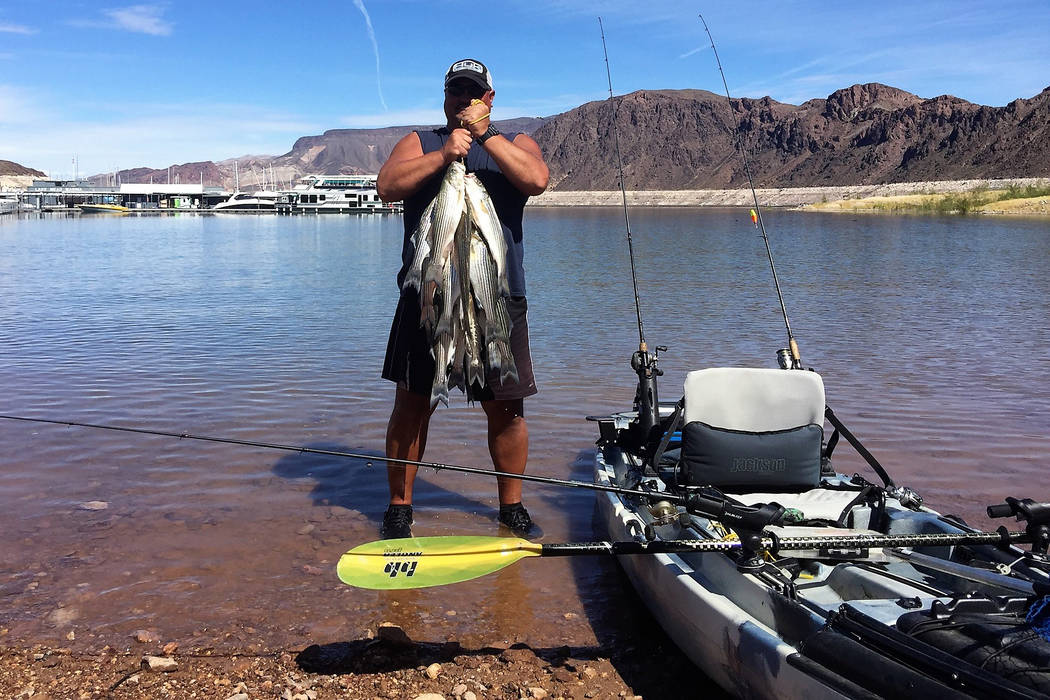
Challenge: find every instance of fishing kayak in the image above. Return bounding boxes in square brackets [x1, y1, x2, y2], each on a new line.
[590, 366, 1050, 699]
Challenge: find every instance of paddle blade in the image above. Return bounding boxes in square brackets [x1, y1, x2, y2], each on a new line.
[337, 535, 542, 590]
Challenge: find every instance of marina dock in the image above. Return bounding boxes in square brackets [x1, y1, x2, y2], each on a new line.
[0, 175, 403, 215]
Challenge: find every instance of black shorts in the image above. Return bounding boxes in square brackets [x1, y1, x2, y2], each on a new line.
[381, 289, 537, 402]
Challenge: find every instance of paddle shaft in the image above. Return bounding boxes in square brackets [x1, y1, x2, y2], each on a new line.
[539, 530, 1032, 557]
[337, 530, 1037, 590]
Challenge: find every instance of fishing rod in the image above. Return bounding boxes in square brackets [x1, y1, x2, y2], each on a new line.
[0, 412, 803, 532]
[598, 16, 662, 436]
[0, 412, 689, 505]
[13, 411, 1046, 567]
[698, 14, 803, 370]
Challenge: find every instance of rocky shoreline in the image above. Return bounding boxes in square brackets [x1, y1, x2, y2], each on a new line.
[1, 621, 723, 700]
[527, 177, 1049, 208]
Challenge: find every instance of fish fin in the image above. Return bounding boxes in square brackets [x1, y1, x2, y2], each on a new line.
[430, 380, 449, 409]
[495, 340, 518, 384]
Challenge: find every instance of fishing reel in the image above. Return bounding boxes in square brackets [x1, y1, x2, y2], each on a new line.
[631, 344, 666, 419]
[631, 344, 666, 376]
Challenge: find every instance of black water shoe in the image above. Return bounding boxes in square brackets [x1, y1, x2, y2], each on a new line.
[381, 504, 414, 539]
[498, 503, 536, 537]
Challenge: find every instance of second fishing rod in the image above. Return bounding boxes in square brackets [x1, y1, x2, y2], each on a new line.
[698, 13, 804, 371]
[598, 16, 663, 440]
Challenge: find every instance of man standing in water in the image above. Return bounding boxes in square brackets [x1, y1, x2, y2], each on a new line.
[376, 58, 549, 539]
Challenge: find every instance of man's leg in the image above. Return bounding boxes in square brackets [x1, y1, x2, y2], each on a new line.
[482, 398, 528, 504]
[385, 385, 435, 505]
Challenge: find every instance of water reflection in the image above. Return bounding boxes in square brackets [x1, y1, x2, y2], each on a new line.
[0, 210, 1046, 657]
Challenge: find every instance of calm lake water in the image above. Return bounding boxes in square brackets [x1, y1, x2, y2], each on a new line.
[1, 208, 1048, 665]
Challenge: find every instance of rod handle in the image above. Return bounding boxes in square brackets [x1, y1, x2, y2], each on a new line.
[988, 503, 1014, 519]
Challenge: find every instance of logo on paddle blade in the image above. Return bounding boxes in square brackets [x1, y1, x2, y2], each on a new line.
[384, 560, 419, 578]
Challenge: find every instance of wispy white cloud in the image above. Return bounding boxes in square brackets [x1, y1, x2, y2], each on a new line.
[106, 4, 173, 35]
[353, 0, 388, 111]
[0, 22, 36, 35]
[70, 4, 173, 35]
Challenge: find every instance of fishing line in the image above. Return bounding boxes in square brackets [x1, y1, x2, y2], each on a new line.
[598, 17, 662, 434]
[698, 13, 803, 369]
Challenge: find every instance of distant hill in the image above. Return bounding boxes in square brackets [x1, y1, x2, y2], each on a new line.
[0, 159, 45, 177]
[88, 83, 1050, 190]
[533, 83, 1050, 189]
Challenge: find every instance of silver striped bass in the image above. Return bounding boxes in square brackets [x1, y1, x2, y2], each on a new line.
[403, 161, 517, 406]
[464, 174, 509, 297]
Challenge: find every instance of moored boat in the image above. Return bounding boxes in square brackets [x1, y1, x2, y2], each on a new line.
[211, 191, 279, 211]
[77, 203, 129, 213]
[277, 174, 400, 214]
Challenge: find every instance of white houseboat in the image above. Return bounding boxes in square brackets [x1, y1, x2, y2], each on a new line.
[276, 175, 400, 214]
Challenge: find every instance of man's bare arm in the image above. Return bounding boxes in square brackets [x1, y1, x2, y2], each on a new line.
[458, 97, 549, 196]
[478, 133, 549, 196]
[377, 131, 472, 202]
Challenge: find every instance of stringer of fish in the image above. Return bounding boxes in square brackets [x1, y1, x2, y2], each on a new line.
[404, 160, 518, 406]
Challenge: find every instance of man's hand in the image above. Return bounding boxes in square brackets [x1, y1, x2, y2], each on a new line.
[440, 128, 473, 164]
[457, 95, 492, 138]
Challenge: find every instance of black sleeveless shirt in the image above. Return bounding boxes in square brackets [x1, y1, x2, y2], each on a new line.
[396, 128, 528, 296]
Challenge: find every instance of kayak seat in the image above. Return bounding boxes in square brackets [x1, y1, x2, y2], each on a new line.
[680, 368, 825, 492]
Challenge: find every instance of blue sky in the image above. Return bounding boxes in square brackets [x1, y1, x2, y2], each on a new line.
[2, 0, 1048, 178]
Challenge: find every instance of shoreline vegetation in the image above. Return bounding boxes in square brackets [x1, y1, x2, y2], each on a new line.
[528, 177, 1050, 215]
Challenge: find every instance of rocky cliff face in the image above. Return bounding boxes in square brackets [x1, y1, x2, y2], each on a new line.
[532, 83, 1050, 189]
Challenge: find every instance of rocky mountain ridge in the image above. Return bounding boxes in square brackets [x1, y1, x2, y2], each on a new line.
[535, 83, 1050, 190]
[10, 83, 1047, 190]
[0, 160, 45, 177]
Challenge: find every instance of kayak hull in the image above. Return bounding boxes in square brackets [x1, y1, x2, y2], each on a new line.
[591, 408, 1050, 699]
[595, 449, 854, 699]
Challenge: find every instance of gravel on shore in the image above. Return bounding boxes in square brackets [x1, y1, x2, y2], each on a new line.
[0, 623, 724, 700]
